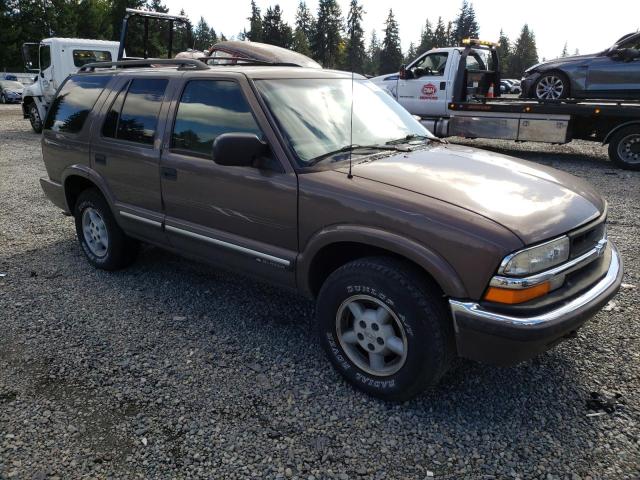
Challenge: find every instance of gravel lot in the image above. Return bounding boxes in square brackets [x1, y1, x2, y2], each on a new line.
[1, 103, 639, 479]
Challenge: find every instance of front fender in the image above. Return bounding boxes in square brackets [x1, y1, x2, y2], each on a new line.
[297, 224, 468, 299]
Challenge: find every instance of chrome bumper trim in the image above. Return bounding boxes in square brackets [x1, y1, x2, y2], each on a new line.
[450, 243, 621, 327]
[490, 239, 608, 289]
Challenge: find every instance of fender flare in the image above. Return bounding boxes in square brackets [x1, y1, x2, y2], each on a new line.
[297, 225, 468, 299]
[602, 120, 640, 145]
[61, 165, 116, 213]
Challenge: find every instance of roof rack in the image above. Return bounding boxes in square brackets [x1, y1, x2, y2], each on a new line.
[78, 58, 210, 72]
[199, 56, 302, 68]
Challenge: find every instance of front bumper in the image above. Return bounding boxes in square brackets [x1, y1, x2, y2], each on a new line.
[449, 242, 622, 366]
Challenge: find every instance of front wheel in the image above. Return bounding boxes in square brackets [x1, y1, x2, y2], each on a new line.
[534, 72, 569, 100]
[0, 94, 6, 104]
[316, 257, 454, 401]
[608, 125, 640, 171]
[28, 103, 43, 133]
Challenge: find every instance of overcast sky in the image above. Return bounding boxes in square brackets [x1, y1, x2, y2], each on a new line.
[164, 0, 639, 62]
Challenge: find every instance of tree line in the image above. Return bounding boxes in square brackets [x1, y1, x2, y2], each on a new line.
[1, 0, 539, 77]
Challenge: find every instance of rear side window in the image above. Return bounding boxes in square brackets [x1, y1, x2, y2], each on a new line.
[44, 75, 111, 133]
[171, 80, 262, 157]
[102, 78, 168, 145]
[73, 50, 112, 67]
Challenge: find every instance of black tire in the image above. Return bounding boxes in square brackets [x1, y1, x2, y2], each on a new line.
[316, 257, 454, 401]
[0, 93, 5, 104]
[608, 125, 640, 171]
[28, 103, 43, 133]
[73, 188, 139, 270]
[533, 71, 570, 100]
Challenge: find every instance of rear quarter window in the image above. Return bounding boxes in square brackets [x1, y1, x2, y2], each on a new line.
[44, 75, 111, 134]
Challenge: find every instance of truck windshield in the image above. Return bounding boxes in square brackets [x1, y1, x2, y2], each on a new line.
[255, 78, 433, 166]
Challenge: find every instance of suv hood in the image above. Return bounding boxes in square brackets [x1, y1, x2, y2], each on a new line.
[343, 144, 604, 245]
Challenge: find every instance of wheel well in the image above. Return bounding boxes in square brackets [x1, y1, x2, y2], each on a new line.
[307, 242, 442, 298]
[64, 176, 98, 213]
[536, 69, 571, 93]
[21, 96, 33, 115]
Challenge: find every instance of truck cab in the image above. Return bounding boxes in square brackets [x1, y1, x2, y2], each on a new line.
[371, 43, 499, 119]
[21, 38, 119, 133]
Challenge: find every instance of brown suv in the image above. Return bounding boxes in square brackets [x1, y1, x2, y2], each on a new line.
[39, 59, 623, 400]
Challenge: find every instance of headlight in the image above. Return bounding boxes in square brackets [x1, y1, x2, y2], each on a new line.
[500, 236, 570, 276]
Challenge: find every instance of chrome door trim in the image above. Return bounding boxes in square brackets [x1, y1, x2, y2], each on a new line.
[165, 224, 291, 267]
[119, 210, 162, 228]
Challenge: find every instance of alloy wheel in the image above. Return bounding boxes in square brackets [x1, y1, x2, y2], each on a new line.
[82, 207, 109, 257]
[335, 294, 409, 377]
[535, 75, 566, 100]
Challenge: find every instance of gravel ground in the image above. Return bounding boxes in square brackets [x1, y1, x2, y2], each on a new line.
[1, 103, 639, 479]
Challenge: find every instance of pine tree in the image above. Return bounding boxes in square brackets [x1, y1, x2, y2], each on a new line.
[497, 29, 511, 75]
[364, 29, 381, 75]
[417, 19, 433, 55]
[344, 0, 366, 72]
[446, 21, 455, 46]
[312, 0, 343, 68]
[247, 0, 262, 42]
[292, 1, 313, 55]
[561, 42, 568, 57]
[454, 0, 479, 44]
[433, 17, 447, 47]
[405, 42, 417, 63]
[194, 17, 212, 51]
[379, 9, 403, 74]
[262, 5, 293, 48]
[509, 24, 538, 77]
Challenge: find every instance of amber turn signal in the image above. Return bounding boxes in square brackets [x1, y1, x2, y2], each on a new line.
[484, 282, 551, 304]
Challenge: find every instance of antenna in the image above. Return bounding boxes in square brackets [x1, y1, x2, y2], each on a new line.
[347, 69, 354, 179]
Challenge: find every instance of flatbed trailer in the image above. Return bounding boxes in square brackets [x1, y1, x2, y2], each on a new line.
[372, 41, 640, 170]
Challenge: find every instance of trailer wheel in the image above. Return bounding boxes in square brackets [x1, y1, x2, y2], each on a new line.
[608, 125, 640, 171]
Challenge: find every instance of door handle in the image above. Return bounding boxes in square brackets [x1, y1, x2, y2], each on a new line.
[161, 166, 177, 180]
[95, 153, 106, 165]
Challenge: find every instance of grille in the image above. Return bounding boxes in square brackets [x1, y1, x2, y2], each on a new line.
[570, 221, 606, 259]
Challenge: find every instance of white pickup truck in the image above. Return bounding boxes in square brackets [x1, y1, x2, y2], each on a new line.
[371, 40, 640, 170]
[21, 38, 119, 133]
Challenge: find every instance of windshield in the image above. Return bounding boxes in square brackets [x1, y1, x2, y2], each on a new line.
[0, 81, 23, 90]
[255, 78, 434, 166]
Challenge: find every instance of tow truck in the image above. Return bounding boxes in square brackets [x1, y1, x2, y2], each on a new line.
[371, 39, 640, 170]
[20, 9, 190, 133]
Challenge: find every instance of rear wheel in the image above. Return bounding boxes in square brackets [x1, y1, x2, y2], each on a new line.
[316, 257, 454, 401]
[608, 125, 640, 171]
[28, 103, 43, 133]
[534, 72, 569, 100]
[74, 188, 139, 270]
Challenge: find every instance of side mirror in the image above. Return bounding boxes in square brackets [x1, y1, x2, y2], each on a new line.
[212, 133, 268, 167]
[399, 64, 408, 80]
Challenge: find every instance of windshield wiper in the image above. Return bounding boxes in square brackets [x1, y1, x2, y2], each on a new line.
[385, 134, 432, 145]
[307, 144, 407, 166]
